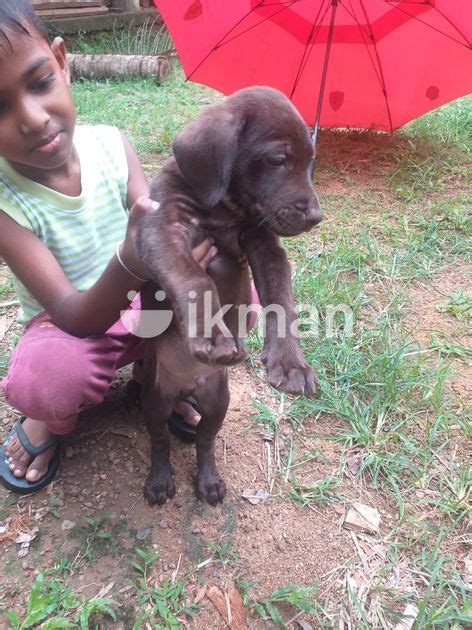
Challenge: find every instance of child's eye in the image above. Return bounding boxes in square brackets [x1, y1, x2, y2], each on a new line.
[0, 102, 8, 117]
[32, 73, 55, 92]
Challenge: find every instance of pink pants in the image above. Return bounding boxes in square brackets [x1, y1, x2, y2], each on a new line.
[1, 304, 146, 435]
[1, 290, 260, 436]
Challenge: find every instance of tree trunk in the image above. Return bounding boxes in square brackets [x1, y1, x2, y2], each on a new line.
[66, 53, 171, 82]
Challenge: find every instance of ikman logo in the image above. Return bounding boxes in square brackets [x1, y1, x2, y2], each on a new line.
[120, 290, 354, 340]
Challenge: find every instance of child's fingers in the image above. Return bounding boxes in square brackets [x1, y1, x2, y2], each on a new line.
[198, 245, 218, 270]
[192, 238, 216, 266]
[129, 197, 160, 221]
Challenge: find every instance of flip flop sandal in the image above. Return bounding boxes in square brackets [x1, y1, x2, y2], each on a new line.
[0, 417, 60, 495]
[126, 380, 198, 444]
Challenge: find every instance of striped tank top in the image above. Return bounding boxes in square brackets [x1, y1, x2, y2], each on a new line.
[0, 125, 129, 324]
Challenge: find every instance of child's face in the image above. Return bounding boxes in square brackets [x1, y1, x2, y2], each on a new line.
[0, 29, 76, 179]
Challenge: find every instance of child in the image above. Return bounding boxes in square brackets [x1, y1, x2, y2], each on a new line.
[0, 0, 214, 495]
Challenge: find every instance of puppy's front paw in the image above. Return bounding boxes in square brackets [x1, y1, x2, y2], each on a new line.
[196, 466, 226, 505]
[190, 333, 248, 366]
[265, 355, 319, 396]
[144, 464, 176, 506]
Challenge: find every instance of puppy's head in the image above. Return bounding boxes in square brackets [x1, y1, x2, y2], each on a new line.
[172, 86, 322, 236]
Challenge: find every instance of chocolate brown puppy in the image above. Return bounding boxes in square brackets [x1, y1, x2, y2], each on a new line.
[137, 86, 322, 505]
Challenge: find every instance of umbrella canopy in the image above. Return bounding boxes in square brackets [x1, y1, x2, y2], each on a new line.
[154, 0, 472, 131]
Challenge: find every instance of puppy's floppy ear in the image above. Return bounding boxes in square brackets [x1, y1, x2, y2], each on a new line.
[172, 105, 243, 207]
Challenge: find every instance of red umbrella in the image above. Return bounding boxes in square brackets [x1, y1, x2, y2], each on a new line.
[153, 0, 472, 134]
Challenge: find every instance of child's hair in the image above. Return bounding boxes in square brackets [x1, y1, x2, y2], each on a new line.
[0, 0, 49, 49]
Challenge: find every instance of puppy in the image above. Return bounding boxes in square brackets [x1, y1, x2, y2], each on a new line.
[137, 86, 322, 505]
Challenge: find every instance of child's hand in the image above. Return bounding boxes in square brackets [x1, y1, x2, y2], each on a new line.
[192, 238, 218, 270]
[121, 196, 158, 281]
[122, 196, 217, 281]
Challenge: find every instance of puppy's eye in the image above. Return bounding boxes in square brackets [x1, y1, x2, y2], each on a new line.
[267, 155, 286, 166]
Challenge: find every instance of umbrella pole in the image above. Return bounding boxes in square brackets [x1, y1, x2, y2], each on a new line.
[312, 0, 339, 149]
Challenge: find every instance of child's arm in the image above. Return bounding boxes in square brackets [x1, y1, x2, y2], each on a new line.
[0, 138, 213, 337]
[0, 199, 148, 337]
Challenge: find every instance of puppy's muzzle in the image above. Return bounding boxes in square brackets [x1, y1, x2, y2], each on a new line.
[273, 197, 323, 236]
[295, 199, 323, 227]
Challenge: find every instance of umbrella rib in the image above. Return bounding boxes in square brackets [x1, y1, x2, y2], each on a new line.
[343, 0, 383, 89]
[431, 6, 471, 46]
[387, 2, 471, 49]
[290, 0, 332, 100]
[355, 0, 394, 131]
[217, 1, 299, 48]
[187, 0, 303, 80]
[185, 3, 259, 79]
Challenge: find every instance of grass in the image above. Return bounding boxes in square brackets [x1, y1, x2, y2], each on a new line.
[245, 95, 470, 625]
[1, 35, 471, 628]
[236, 577, 324, 627]
[131, 547, 200, 628]
[6, 570, 116, 629]
[71, 73, 215, 156]
[437, 290, 472, 322]
[65, 19, 174, 57]
[4, 513, 116, 628]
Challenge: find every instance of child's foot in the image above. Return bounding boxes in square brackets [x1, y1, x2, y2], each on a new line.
[132, 361, 201, 427]
[174, 399, 200, 426]
[5, 418, 57, 482]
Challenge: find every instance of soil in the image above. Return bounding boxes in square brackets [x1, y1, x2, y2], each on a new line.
[404, 262, 472, 401]
[0, 303, 387, 627]
[0, 257, 470, 627]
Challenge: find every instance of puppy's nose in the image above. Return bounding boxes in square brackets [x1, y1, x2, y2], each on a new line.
[306, 203, 323, 225]
[294, 199, 323, 225]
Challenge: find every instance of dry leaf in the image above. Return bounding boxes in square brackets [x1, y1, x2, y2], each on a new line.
[15, 528, 38, 544]
[344, 502, 381, 534]
[345, 452, 363, 475]
[297, 620, 314, 630]
[0, 518, 12, 535]
[92, 581, 114, 600]
[207, 586, 228, 624]
[0, 315, 7, 342]
[352, 570, 365, 588]
[241, 488, 269, 505]
[194, 585, 207, 604]
[394, 603, 419, 630]
[18, 543, 30, 558]
[357, 540, 375, 557]
[206, 583, 248, 629]
[227, 582, 248, 629]
[463, 553, 472, 587]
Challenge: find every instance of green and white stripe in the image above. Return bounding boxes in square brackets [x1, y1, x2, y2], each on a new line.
[0, 125, 129, 324]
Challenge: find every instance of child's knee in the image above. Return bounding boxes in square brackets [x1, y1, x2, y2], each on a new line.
[2, 337, 115, 425]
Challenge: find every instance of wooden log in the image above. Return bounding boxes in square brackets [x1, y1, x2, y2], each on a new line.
[31, 1, 103, 8]
[37, 7, 108, 18]
[66, 53, 171, 82]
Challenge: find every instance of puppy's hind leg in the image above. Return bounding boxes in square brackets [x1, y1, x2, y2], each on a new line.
[194, 370, 230, 505]
[142, 354, 178, 506]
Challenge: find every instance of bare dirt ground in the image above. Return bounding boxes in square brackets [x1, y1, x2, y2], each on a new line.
[0, 250, 471, 628]
[0, 295, 397, 628]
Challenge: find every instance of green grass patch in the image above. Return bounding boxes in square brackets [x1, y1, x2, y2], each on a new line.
[131, 547, 200, 628]
[437, 290, 472, 322]
[6, 565, 116, 629]
[405, 96, 472, 150]
[72, 74, 216, 156]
